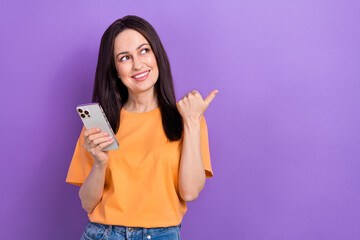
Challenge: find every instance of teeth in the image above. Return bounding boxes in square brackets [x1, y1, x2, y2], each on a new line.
[133, 71, 149, 79]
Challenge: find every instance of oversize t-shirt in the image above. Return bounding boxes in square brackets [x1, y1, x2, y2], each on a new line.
[66, 107, 213, 228]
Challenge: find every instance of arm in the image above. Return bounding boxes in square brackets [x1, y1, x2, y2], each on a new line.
[178, 119, 206, 202]
[177, 89, 218, 202]
[78, 128, 114, 213]
[79, 161, 107, 213]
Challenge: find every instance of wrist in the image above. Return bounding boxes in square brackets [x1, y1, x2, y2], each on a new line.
[183, 118, 201, 130]
[93, 159, 108, 168]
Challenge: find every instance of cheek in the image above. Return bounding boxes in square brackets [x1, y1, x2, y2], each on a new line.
[144, 54, 158, 68]
[116, 64, 131, 77]
[149, 59, 159, 79]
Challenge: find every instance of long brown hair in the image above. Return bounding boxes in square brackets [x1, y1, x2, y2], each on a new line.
[92, 15, 183, 141]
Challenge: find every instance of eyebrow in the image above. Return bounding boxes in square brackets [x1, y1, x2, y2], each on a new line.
[116, 43, 149, 58]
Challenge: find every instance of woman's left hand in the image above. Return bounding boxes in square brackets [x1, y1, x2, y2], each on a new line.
[178, 90, 218, 124]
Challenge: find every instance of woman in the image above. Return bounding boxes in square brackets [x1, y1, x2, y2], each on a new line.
[66, 15, 218, 240]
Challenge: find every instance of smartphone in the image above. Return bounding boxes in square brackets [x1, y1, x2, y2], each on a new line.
[76, 103, 119, 151]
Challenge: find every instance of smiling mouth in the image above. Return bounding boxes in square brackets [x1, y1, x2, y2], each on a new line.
[132, 70, 150, 79]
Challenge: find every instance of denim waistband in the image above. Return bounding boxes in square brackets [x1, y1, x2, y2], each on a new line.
[89, 221, 181, 235]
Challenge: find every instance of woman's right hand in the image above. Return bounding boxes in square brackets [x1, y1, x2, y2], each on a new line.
[83, 128, 114, 165]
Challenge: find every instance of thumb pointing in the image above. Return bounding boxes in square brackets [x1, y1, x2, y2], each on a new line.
[204, 90, 218, 106]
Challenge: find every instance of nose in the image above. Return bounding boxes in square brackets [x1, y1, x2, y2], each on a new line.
[132, 56, 143, 70]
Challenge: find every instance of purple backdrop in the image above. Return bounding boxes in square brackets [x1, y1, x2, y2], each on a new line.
[1, 0, 359, 239]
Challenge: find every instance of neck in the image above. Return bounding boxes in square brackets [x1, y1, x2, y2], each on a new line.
[123, 90, 158, 113]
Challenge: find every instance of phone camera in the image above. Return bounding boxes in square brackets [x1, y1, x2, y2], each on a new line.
[84, 111, 89, 115]
[81, 114, 85, 118]
[78, 108, 83, 113]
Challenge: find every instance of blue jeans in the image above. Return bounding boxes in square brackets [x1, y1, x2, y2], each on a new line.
[81, 221, 182, 240]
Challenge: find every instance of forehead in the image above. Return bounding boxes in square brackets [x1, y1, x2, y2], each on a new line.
[114, 29, 149, 52]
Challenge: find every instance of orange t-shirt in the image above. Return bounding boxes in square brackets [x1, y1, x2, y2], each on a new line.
[66, 107, 213, 228]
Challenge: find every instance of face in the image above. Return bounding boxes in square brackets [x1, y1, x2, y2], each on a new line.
[113, 29, 159, 96]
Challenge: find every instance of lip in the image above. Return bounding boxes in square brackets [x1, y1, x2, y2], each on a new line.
[132, 70, 150, 82]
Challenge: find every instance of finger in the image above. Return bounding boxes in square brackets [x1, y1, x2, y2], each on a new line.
[180, 95, 188, 102]
[88, 136, 113, 153]
[191, 90, 200, 95]
[204, 90, 219, 105]
[192, 90, 203, 101]
[86, 132, 108, 145]
[92, 136, 113, 146]
[97, 138, 115, 151]
[87, 132, 109, 142]
[84, 128, 101, 138]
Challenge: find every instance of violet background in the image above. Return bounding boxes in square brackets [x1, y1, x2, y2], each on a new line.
[1, 0, 360, 239]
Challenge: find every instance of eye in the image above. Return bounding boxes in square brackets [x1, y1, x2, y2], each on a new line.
[140, 48, 149, 54]
[120, 56, 130, 61]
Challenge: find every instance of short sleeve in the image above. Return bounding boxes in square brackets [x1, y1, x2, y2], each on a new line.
[201, 116, 213, 178]
[65, 127, 94, 186]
